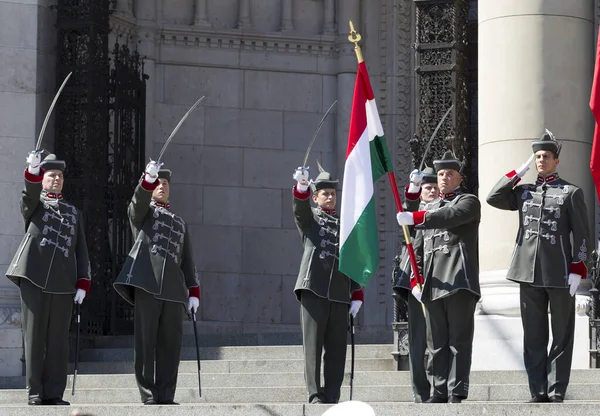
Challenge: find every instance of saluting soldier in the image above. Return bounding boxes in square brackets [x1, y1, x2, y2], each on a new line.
[396, 151, 481, 404]
[292, 165, 364, 405]
[114, 161, 200, 405]
[392, 167, 438, 403]
[486, 130, 591, 403]
[6, 152, 91, 406]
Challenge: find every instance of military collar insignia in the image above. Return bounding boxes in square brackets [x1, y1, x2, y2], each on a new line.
[317, 207, 337, 216]
[536, 172, 559, 184]
[41, 190, 63, 200]
[152, 200, 171, 210]
[440, 188, 461, 200]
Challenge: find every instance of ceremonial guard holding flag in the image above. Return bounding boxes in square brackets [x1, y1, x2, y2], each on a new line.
[487, 130, 591, 403]
[6, 152, 91, 406]
[114, 161, 200, 405]
[392, 167, 438, 403]
[292, 165, 364, 405]
[396, 151, 481, 403]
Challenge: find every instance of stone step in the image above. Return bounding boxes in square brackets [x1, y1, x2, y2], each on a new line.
[68, 357, 396, 374]
[2, 369, 600, 390]
[78, 344, 394, 362]
[1, 383, 599, 404]
[2, 402, 600, 416]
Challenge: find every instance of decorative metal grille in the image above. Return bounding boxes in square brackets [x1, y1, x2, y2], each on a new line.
[589, 250, 600, 368]
[55, 0, 145, 336]
[410, 0, 474, 192]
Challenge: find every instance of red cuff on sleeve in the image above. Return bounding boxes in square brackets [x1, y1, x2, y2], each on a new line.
[76, 278, 91, 294]
[412, 211, 426, 226]
[570, 261, 588, 279]
[404, 185, 421, 201]
[24, 169, 43, 183]
[141, 174, 159, 191]
[505, 170, 521, 185]
[351, 289, 364, 302]
[189, 286, 201, 300]
[293, 184, 310, 200]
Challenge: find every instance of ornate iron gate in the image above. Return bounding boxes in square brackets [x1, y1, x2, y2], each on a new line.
[55, 0, 145, 336]
[392, 0, 476, 370]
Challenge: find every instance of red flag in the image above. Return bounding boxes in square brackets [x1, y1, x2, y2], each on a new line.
[590, 27, 600, 203]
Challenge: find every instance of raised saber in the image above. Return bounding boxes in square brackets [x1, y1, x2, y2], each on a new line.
[156, 95, 206, 163]
[301, 100, 337, 168]
[418, 105, 454, 170]
[35, 72, 73, 152]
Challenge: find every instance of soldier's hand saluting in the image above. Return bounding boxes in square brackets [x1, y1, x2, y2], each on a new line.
[515, 153, 535, 178]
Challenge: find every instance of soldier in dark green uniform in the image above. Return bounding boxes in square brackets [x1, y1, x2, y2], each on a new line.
[292, 166, 364, 404]
[392, 167, 438, 403]
[487, 130, 591, 403]
[6, 152, 91, 406]
[396, 151, 481, 404]
[114, 161, 200, 405]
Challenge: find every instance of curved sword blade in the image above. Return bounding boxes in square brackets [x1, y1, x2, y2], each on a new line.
[35, 72, 73, 151]
[419, 104, 454, 171]
[157, 95, 206, 163]
[301, 100, 338, 168]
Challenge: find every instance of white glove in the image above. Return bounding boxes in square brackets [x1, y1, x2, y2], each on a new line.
[188, 296, 200, 313]
[349, 300, 362, 318]
[396, 212, 414, 226]
[515, 154, 535, 178]
[145, 160, 162, 183]
[568, 273, 581, 297]
[411, 286, 423, 303]
[293, 167, 310, 192]
[73, 289, 86, 304]
[408, 169, 424, 193]
[26, 151, 42, 175]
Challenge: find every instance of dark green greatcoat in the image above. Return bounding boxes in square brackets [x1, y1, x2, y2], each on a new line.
[114, 180, 199, 305]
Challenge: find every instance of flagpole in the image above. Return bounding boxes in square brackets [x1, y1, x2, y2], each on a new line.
[348, 21, 424, 293]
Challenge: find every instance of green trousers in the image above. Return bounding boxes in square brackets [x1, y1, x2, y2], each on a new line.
[20, 278, 72, 401]
[520, 284, 575, 399]
[424, 290, 477, 400]
[300, 290, 348, 404]
[134, 288, 184, 403]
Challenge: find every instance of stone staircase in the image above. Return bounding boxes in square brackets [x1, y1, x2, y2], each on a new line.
[1, 336, 600, 415]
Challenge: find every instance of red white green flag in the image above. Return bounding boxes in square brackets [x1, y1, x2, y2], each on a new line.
[339, 61, 394, 287]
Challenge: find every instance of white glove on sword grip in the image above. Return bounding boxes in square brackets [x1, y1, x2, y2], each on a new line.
[408, 169, 424, 193]
[515, 154, 535, 178]
[26, 151, 42, 175]
[349, 300, 362, 318]
[188, 296, 200, 313]
[293, 167, 309, 192]
[145, 160, 161, 183]
[73, 289, 86, 304]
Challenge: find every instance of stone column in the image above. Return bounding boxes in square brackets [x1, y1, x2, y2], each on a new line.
[478, 0, 594, 316]
[194, 0, 211, 27]
[115, 0, 132, 14]
[237, 0, 251, 29]
[323, 0, 336, 34]
[280, 0, 294, 32]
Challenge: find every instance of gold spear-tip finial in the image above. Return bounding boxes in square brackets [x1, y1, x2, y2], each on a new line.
[348, 20, 364, 63]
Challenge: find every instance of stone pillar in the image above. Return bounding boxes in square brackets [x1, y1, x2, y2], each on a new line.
[194, 0, 211, 27]
[134, 0, 158, 155]
[237, 0, 251, 29]
[115, 0, 132, 14]
[323, 0, 335, 34]
[478, 0, 595, 316]
[280, 0, 294, 32]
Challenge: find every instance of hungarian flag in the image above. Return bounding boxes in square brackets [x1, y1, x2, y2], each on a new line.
[339, 61, 394, 287]
[591, 27, 600, 202]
